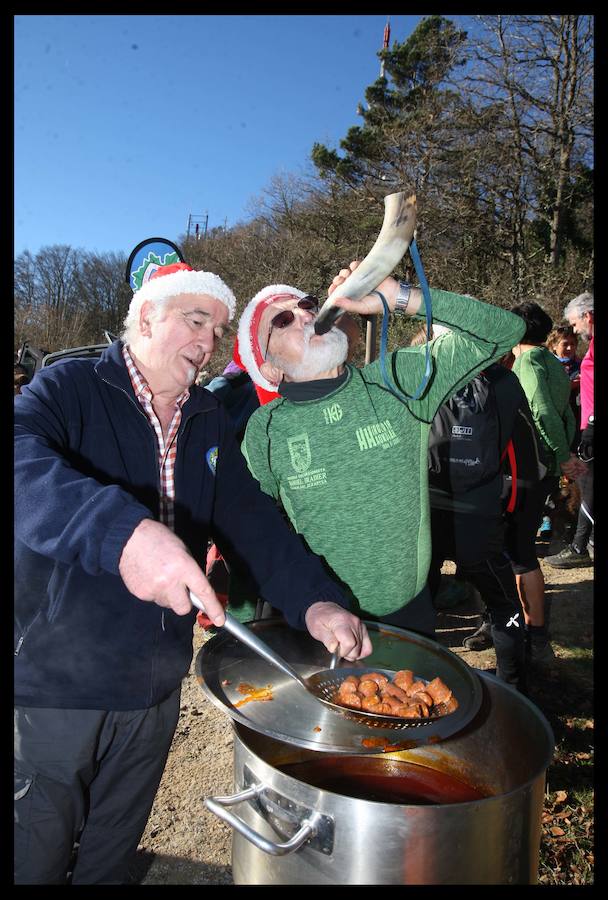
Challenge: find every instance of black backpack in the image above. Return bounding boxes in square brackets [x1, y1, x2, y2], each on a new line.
[428, 373, 504, 495]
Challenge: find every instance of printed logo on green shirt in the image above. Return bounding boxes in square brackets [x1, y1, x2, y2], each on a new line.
[286, 433, 327, 490]
[322, 403, 343, 424]
[355, 419, 400, 451]
[288, 434, 312, 473]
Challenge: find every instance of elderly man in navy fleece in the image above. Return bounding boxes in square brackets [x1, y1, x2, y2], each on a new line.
[14, 261, 371, 885]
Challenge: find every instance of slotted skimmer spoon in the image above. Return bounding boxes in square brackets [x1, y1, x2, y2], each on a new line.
[189, 592, 450, 729]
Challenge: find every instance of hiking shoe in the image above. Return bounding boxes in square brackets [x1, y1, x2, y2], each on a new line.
[544, 544, 592, 569]
[463, 619, 493, 651]
[528, 634, 556, 664]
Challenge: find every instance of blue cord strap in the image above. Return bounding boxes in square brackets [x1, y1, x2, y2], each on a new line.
[374, 237, 433, 403]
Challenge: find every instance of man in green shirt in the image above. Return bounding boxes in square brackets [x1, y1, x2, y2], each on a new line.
[509, 301, 586, 663]
[236, 263, 527, 687]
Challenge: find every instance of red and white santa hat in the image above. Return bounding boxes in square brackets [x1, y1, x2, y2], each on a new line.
[134, 262, 237, 320]
[237, 284, 307, 392]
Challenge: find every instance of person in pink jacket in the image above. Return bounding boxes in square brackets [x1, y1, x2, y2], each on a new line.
[546, 292, 594, 568]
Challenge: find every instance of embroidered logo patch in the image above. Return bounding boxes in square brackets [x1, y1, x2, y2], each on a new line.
[206, 446, 218, 475]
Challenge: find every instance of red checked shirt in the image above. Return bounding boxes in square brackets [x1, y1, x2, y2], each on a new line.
[122, 345, 189, 533]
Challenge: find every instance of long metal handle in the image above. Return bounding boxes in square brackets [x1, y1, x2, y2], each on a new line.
[204, 790, 318, 857]
[189, 591, 306, 687]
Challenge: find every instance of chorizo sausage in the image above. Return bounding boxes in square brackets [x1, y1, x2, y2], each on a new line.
[361, 695, 382, 712]
[382, 682, 409, 702]
[425, 677, 453, 705]
[393, 670, 414, 691]
[359, 680, 379, 697]
[362, 672, 389, 686]
[341, 692, 363, 709]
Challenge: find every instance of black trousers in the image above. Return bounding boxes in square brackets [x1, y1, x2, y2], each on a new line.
[573, 460, 594, 551]
[506, 475, 558, 575]
[428, 509, 527, 692]
[371, 584, 437, 639]
[14, 687, 181, 885]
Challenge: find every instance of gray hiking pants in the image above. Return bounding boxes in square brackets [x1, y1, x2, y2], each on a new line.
[14, 688, 181, 884]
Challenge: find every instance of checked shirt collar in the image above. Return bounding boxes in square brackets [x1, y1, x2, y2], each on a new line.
[122, 344, 190, 532]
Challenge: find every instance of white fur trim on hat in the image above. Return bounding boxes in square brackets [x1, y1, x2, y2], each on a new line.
[134, 269, 237, 320]
[237, 284, 306, 391]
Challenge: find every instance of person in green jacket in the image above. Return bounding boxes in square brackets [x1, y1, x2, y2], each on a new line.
[235, 261, 527, 687]
[509, 301, 586, 664]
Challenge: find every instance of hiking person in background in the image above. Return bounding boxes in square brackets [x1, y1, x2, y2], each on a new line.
[546, 324, 582, 389]
[14, 262, 371, 885]
[236, 261, 526, 647]
[540, 324, 582, 538]
[545, 291, 594, 569]
[546, 323, 582, 442]
[424, 329, 541, 691]
[509, 301, 586, 664]
[428, 370, 533, 687]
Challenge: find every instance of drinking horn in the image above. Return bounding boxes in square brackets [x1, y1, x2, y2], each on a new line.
[314, 192, 417, 335]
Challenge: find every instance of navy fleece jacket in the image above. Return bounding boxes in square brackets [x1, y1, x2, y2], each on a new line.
[14, 341, 349, 710]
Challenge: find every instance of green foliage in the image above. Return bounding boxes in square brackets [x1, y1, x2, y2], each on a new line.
[312, 15, 467, 188]
[380, 15, 467, 94]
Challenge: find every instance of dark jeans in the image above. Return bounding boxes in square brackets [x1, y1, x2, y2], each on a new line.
[429, 509, 527, 692]
[14, 687, 181, 885]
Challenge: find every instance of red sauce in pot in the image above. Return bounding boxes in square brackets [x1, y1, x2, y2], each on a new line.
[279, 757, 487, 805]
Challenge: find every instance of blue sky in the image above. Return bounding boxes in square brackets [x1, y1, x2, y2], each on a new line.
[14, 14, 428, 258]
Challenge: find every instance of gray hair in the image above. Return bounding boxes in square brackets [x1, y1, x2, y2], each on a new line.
[563, 292, 594, 321]
[120, 292, 169, 346]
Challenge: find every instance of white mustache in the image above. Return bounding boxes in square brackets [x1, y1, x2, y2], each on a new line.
[302, 321, 339, 342]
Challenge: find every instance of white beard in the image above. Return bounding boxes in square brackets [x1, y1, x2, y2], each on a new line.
[270, 322, 348, 380]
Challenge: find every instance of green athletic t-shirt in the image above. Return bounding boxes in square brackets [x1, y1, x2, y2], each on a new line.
[511, 346, 576, 476]
[242, 290, 525, 618]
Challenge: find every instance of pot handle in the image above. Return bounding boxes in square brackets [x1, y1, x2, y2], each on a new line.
[205, 787, 319, 857]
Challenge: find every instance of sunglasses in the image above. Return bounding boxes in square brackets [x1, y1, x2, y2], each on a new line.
[263, 296, 319, 359]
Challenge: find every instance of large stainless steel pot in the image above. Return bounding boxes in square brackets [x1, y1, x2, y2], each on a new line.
[206, 672, 554, 885]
